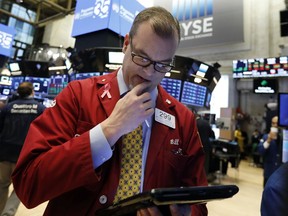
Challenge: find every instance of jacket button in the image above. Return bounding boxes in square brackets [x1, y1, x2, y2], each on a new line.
[99, 195, 107, 204]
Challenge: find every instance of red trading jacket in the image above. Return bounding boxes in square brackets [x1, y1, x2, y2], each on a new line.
[12, 72, 208, 216]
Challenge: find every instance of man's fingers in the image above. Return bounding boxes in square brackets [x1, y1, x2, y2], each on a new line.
[131, 82, 151, 96]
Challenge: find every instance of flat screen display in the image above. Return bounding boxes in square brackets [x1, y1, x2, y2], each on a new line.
[180, 81, 207, 107]
[186, 59, 221, 92]
[108, 51, 124, 64]
[75, 72, 101, 80]
[48, 74, 69, 95]
[72, 0, 144, 37]
[11, 76, 24, 90]
[0, 87, 11, 95]
[0, 75, 12, 86]
[160, 78, 182, 101]
[9, 62, 20, 71]
[24, 76, 50, 98]
[205, 90, 212, 108]
[278, 93, 288, 127]
[233, 56, 288, 78]
[253, 78, 278, 94]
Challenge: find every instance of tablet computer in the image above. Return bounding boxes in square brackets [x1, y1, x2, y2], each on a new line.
[96, 184, 239, 216]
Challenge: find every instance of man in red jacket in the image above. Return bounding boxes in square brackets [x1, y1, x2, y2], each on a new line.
[12, 6, 208, 216]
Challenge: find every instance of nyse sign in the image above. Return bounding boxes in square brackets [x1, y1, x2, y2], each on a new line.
[181, 17, 213, 41]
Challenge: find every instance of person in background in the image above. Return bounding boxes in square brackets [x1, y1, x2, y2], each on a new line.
[260, 162, 288, 216]
[258, 116, 282, 187]
[250, 129, 262, 167]
[196, 114, 216, 182]
[0, 82, 46, 216]
[12, 7, 208, 216]
[234, 125, 245, 159]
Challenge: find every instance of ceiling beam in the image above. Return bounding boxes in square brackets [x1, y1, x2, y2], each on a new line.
[0, 4, 75, 27]
[0, 8, 36, 26]
[33, 0, 69, 13]
[37, 8, 75, 27]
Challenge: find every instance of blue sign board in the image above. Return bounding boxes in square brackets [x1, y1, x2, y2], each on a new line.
[72, 0, 145, 37]
[0, 24, 16, 57]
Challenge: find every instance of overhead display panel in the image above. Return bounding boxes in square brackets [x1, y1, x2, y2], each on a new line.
[0, 24, 16, 57]
[233, 56, 288, 78]
[72, 0, 145, 37]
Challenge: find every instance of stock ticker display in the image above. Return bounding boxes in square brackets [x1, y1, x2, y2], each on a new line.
[233, 56, 288, 78]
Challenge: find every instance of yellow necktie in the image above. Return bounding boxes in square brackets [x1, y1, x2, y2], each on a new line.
[114, 125, 143, 203]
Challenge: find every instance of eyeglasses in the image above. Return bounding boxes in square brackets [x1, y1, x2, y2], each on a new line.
[131, 52, 174, 73]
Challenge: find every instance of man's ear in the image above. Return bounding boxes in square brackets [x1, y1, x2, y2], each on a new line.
[122, 34, 130, 53]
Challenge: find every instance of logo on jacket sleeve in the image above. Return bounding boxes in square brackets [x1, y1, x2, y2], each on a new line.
[170, 139, 180, 145]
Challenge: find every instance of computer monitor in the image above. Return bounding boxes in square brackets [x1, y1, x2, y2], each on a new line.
[205, 90, 212, 109]
[75, 72, 101, 80]
[24, 76, 50, 99]
[48, 74, 69, 95]
[8, 62, 20, 72]
[11, 76, 25, 90]
[278, 92, 288, 128]
[160, 78, 182, 101]
[108, 51, 124, 64]
[180, 81, 207, 107]
[0, 75, 12, 86]
[0, 86, 11, 95]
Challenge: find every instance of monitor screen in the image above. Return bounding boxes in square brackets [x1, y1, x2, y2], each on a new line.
[186, 59, 221, 92]
[205, 90, 212, 108]
[160, 78, 182, 101]
[253, 78, 278, 94]
[0, 75, 12, 86]
[75, 72, 101, 80]
[9, 62, 20, 72]
[11, 76, 24, 90]
[0, 87, 11, 95]
[278, 93, 288, 127]
[180, 81, 207, 107]
[48, 74, 69, 95]
[108, 51, 124, 64]
[24, 76, 50, 98]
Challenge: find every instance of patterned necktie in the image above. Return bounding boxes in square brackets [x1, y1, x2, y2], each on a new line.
[114, 125, 143, 203]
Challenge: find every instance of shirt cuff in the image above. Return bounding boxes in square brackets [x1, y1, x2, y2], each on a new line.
[89, 124, 113, 169]
[263, 141, 270, 149]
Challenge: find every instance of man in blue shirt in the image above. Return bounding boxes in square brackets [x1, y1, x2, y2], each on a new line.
[258, 116, 282, 186]
[261, 162, 288, 216]
[0, 82, 46, 216]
